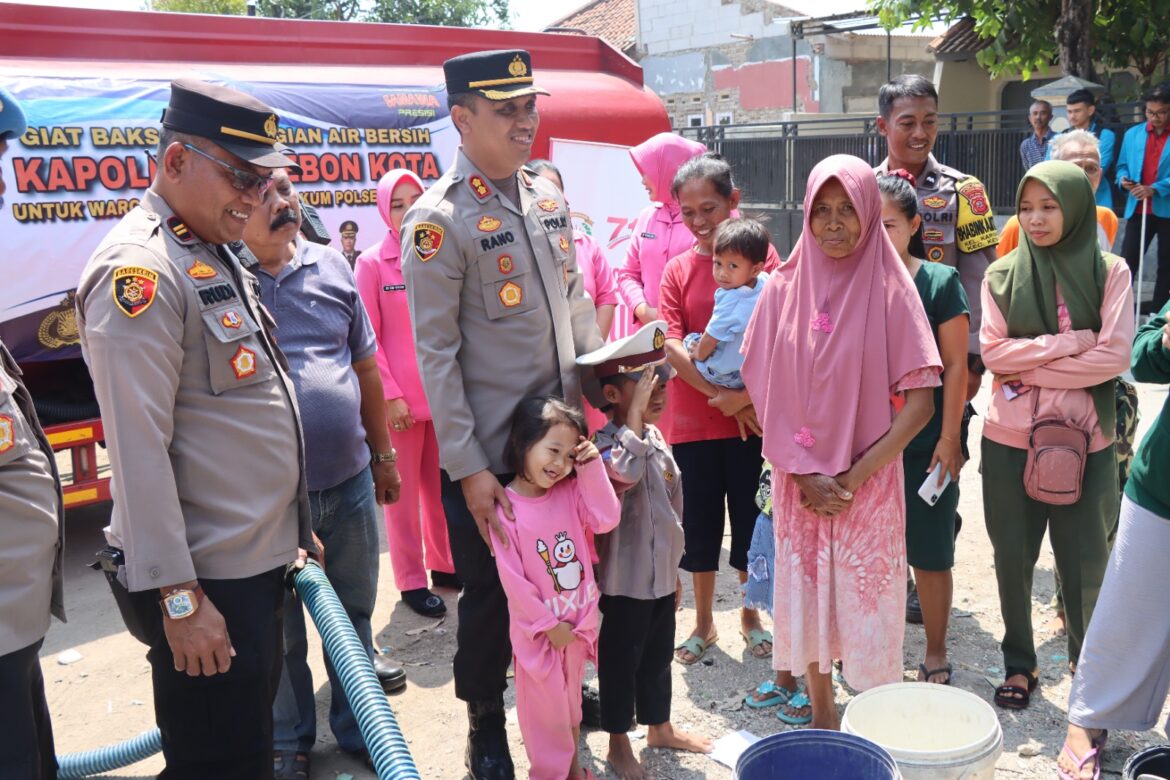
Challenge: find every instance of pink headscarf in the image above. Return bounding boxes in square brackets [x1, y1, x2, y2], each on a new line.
[372, 168, 426, 264]
[740, 154, 940, 476]
[629, 132, 707, 216]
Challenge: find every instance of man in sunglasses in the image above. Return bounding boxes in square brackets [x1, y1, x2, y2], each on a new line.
[76, 79, 317, 779]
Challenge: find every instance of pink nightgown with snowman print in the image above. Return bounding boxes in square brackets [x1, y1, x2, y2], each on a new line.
[493, 457, 621, 779]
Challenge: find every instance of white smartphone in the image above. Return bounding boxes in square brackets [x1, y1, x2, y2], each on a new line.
[918, 462, 953, 506]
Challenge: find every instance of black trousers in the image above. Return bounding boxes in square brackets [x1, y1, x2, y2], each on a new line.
[0, 639, 56, 780]
[440, 470, 514, 703]
[1122, 212, 1170, 311]
[597, 594, 675, 733]
[117, 567, 286, 780]
[673, 436, 764, 572]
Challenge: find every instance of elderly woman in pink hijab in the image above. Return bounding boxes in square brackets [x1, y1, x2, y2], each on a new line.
[741, 155, 941, 729]
[354, 169, 456, 618]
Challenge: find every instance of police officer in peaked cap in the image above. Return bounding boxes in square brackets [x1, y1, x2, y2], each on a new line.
[76, 79, 319, 779]
[402, 50, 604, 779]
[339, 219, 360, 268]
[0, 84, 68, 780]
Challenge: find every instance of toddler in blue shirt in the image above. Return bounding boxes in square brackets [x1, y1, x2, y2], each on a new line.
[685, 218, 771, 389]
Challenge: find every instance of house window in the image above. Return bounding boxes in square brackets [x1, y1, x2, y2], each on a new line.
[715, 111, 734, 125]
[686, 113, 704, 128]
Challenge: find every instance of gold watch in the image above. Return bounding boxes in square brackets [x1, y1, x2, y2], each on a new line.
[371, 450, 397, 464]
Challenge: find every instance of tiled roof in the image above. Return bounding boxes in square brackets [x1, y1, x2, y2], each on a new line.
[927, 16, 993, 60]
[548, 0, 637, 56]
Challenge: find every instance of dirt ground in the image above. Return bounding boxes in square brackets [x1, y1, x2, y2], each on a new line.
[44, 380, 1170, 779]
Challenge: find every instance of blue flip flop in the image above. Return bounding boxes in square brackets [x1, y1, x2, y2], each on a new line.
[776, 691, 814, 726]
[744, 680, 802, 709]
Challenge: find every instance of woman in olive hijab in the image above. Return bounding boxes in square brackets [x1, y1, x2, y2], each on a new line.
[978, 160, 1134, 713]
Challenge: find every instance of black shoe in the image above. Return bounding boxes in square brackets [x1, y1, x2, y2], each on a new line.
[906, 586, 924, 624]
[466, 698, 515, 780]
[431, 570, 463, 590]
[402, 587, 447, 617]
[373, 654, 407, 693]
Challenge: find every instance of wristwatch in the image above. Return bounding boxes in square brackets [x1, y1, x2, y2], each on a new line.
[159, 585, 204, 620]
[371, 449, 397, 464]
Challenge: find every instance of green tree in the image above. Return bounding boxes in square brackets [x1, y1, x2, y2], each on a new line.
[366, 0, 510, 28]
[254, 0, 361, 21]
[150, 0, 247, 13]
[871, 0, 1170, 86]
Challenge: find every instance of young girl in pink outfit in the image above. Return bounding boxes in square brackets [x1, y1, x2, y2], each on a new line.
[354, 169, 456, 618]
[493, 396, 621, 780]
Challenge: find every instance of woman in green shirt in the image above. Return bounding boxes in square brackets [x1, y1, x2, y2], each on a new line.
[878, 171, 970, 686]
[1059, 307, 1170, 779]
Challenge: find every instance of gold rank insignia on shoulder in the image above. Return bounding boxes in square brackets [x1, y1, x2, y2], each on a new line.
[537, 199, 558, 213]
[0, 415, 13, 454]
[469, 176, 491, 199]
[187, 259, 218, 280]
[477, 215, 502, 232]
[166, 216, 197, 245]
[413, 222, 445, 262]
[112, 266, 159, 318]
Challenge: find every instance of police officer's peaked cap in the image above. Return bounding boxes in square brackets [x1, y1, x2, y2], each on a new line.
[339, 220, 358, 236]
[0, 86, 27, 141]
[444, 50, 550, 101]
[161, 79, 295, 168]
[577, 320, 672, 379]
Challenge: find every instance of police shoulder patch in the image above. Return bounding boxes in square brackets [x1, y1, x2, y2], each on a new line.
[112, 266, 159, 318]
[413, 222, 445, 262]
[166, 216, 197, 245]
[955, 177, 998, 253]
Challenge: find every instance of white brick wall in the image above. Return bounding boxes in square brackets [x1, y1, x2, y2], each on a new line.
[640, 0, 785, 55]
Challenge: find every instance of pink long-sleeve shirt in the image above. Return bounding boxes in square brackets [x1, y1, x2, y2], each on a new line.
[354, 243, 431, 419]
[979, 259, 1133, 452]
[617, 205, 697, 313]
[575, 231, 619, 307]
[493, 457, 621, 679]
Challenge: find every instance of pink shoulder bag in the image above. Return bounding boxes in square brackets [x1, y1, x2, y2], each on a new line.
[1023, 389, 1089, 505]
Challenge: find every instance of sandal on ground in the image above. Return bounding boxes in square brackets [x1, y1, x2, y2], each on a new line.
[401, 587, 447, 617]
[994, 670, 1039, 710]
[673, 634, 718, 665]
[273, 750, 309, 780]
[741, 628, 772, 659]
[744, 679, 801, 709]
[1057, 740, 1101, 780]
[776, 691, 813, 726]
[918, 663, 953, 685]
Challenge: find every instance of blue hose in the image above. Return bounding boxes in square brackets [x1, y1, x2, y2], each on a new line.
[57, 560, 420, 779]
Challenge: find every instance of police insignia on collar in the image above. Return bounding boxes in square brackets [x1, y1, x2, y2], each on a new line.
[537, 199, 558, 213]
[187, 259, 218, 279]
[0, 415, 13, 454]
[166, 216, 197, 244]
[477, 215, 502, 233]
[221, 310, 243, 329]
[559, 235, 570, 253]
[112, 266, 159, 318]
[230, 345, 257, 379]
[498, 255, 514, 274]
[922, 196, 947, 209]
[499, 281, 523, 308]
[413, 222, 445, 262]
[469, 176, 491, 199]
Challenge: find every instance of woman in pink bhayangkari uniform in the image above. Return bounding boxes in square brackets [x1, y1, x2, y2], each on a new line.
[355, 169, 456, 617]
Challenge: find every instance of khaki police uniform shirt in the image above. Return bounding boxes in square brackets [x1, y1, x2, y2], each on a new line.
[403, 150, 604, 480]
[77, 189, 314, 592]
[594, 421, 684, 601]
[0, 340, 65, 656]
[876, 154, 998, 353]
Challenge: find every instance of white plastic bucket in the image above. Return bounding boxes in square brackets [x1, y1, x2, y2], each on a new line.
[842, 682, 1002, 779]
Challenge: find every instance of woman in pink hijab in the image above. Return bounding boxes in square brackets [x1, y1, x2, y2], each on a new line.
[741, 155, 941, 728]
[354, 169, 456, 618]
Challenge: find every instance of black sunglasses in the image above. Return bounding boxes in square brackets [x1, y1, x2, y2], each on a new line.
[182, 143, 274, 197]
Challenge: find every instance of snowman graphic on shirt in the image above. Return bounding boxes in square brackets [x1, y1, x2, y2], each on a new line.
[549, 531, 583, 592]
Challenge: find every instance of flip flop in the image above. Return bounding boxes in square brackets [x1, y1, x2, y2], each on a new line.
[673, 634, 718, 665]
[741, 628, 773, 659]
[994, 670, 1039, 710]
[1057, 741, 1101, 780]
[273, 750, 309, 780]
[744, 680, 801, 709]
[776, 691, 813, 726]
[918, 663, 953, 685]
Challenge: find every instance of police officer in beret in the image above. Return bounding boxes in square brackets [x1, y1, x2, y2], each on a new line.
[77, 79, 316, 779]
[339, 219, 360, 268]
[402, 50, 603, 779]
[0, 85, 66, 780]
